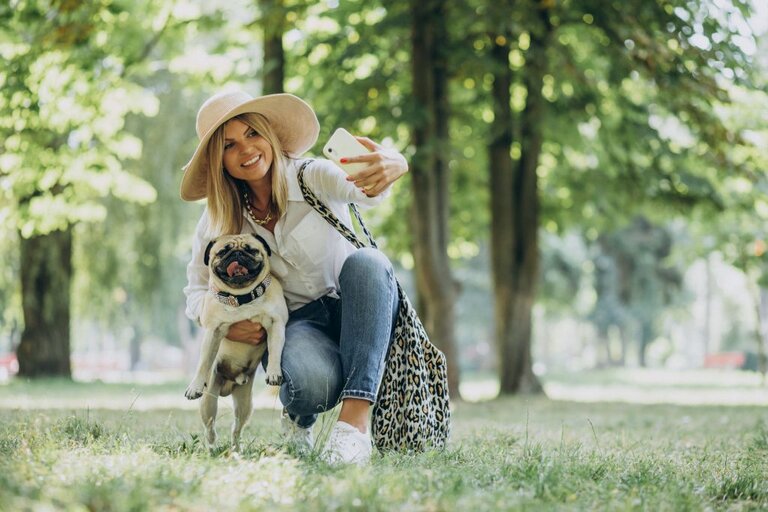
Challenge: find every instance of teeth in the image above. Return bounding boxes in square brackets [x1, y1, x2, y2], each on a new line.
[242, 155, 261, 167]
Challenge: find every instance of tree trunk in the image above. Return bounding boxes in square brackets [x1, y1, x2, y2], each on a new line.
[618, 325, 627, 366]
[261, 0, 285, 94]
[638, 321, 652, 367]
[16, 228, 73, 378]
[410, 0, 461, 399]
[597, 325, 611, 367]
[490, 9, 552, 395]
[129, 324, 142, 371]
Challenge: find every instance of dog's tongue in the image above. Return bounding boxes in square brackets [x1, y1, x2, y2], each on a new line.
[227, 261, 249, 277]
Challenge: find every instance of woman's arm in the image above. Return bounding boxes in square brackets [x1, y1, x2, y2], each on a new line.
[308, 137, 408, 206]
[183, 211, 211, 324]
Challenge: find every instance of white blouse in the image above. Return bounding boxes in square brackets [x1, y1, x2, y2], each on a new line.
[184, 157, 388, 321]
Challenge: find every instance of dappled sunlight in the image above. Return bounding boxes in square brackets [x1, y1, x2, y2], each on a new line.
[44, 447, 303, 510]
[200, 455, 301, 508]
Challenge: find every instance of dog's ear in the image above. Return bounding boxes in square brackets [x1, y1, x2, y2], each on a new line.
[252, 234, 272, 256]
[203, 240, 216, 266]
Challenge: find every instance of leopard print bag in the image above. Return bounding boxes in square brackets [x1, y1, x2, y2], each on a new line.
[298, 161, 451, 452]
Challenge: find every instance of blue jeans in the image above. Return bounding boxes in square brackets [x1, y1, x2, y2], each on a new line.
[275, 248, 398, 428]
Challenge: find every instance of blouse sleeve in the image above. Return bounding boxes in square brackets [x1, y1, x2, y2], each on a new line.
[304, 158, 391, 209]
[183, 209, 211, 323]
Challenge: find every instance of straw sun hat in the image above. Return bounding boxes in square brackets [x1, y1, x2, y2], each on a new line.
[180, 90, 320, 201]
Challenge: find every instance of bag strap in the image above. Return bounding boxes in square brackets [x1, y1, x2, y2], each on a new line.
[297, 159, 412, 314]
[297, 159, 378, 250]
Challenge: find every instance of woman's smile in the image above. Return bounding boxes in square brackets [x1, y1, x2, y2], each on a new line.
[241, 154, 262, 167]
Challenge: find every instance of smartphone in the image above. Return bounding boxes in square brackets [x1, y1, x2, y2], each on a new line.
[322, 128, 371, 174]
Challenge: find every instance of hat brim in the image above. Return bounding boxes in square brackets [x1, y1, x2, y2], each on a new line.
[180, 93, 319, 201]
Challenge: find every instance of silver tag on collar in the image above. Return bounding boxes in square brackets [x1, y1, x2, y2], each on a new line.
[215, 294, 240, 307]
[214, 275, 271, 308]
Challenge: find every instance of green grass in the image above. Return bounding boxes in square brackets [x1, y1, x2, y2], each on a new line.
[0, 378, 767, 511]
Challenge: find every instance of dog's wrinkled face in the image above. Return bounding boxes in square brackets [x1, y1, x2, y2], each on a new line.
[205, 234, 272, 292]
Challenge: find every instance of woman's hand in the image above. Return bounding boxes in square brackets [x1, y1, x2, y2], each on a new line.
[343, 137, 409, 197]
[226, 320, 266, 346]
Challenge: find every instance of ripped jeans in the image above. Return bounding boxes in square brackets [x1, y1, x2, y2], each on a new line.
[273, 248, 399, 428]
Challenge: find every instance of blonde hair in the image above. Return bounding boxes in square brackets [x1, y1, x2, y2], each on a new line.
[204, 113, 289, 236]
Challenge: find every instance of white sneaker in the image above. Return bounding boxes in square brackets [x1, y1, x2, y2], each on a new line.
[281, 410, 314, 454]
[321, 421, 372, 465]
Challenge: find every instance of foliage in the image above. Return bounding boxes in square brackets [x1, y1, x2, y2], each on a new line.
[0, 225, 20, 350]
[0, 379, 767, 510]
[0, 0, 166, 238]
[689, 83, 768, 282]
[539, 0, 759, 231]
[66, 0, 311, 350]
[283, 0, 413, 257]
[1, 0, 234, 357]
[282, 1, 495, 263]
[71, 74, 203, 347]
[443, 0, 763, 240]
[0, 0, 182, 355]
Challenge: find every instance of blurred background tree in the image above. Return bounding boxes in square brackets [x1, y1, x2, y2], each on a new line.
[469, 0, 760, 394]
[1, 0, 165, 376]
[591, 216, 685, 367]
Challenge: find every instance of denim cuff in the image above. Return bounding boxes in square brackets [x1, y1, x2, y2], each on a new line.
[340, 389, 376, 403]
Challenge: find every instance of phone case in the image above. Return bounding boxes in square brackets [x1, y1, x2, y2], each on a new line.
[322, 128, 370, 174]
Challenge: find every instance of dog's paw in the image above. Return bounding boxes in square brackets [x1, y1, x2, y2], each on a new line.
[184, 378, 206, 400]
[265, 373, 283, 386]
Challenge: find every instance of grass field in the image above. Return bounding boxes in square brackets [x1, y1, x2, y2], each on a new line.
[0, 371, 766, 511]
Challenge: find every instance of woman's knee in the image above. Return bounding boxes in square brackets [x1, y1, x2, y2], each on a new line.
[339, 248, 394, 287]
[278, 330, 344, 415]
[280, 365, 342, 416]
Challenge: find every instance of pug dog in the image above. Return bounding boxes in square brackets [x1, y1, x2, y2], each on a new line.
[184, 233, 288, 450]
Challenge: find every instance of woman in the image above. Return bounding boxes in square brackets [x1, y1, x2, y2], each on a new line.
[181, 90, 408, 465]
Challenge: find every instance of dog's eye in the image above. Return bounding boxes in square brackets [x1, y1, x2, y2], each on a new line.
[224, 243, 234, 251]
[244, 247, 258, 255]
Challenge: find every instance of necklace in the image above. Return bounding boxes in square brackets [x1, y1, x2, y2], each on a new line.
[243, 190, 273, 226]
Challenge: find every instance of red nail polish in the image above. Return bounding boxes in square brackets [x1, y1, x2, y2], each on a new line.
[340, 158, 348, 163]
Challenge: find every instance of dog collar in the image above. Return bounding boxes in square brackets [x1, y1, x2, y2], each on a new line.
[214, 275, 272, 307]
